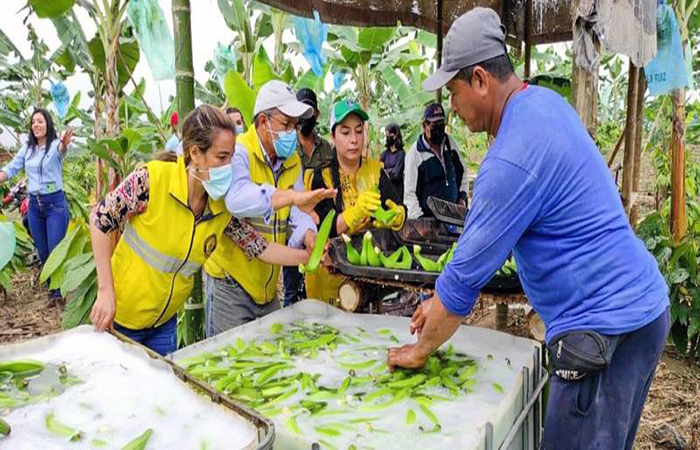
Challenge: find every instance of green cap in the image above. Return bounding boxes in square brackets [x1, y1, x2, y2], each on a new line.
[330, 99, 369, 130]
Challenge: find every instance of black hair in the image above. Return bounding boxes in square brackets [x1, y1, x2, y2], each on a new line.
[225, 107, 246, 127]
[328, 156, 345, 211]
[28, 109, 57, 151]
[385, 122, 404, 151]
[456, 54, 514, 84]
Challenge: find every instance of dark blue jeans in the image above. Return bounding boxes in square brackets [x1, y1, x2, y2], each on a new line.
[113, 316, 177, 356]
[28, 191, 69, 298]
[543, 307, 670, 450]
[283, 266, 305, 307]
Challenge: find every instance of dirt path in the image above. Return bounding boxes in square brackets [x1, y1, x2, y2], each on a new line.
[0, 267, 61, 345]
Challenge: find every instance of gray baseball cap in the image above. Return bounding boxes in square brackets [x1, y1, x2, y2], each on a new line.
[254, 80, 313, 119]
[423, 8, 507, 91]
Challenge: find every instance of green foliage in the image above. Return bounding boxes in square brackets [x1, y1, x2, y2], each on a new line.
[0, 216, 33, 292]
[177, 273, 206, 348]
[0, 222, 16, 271]
[88, 127, 152, 188]
[224, 70, 255, 124]
[638, 213, 700, 361]
[38, 221, 96, 329]
[87, 35, 140, 92]
[0, 25, 73, 141]
[27, 0, 76, 19]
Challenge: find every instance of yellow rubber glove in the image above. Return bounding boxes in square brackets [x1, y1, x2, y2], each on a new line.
[343, 190, 381, 232]
[373, 199, 406, 231]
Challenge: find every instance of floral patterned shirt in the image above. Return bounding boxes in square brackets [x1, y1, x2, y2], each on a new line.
[91, 167, 267, 260]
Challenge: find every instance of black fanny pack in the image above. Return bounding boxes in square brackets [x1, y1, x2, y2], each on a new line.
[547, 330, 621, 381]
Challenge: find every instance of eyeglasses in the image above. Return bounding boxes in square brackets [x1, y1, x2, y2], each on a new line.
[266, 114, 297, 133]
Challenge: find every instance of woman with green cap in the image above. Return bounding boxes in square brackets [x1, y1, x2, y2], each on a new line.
[304, 100, 405, 303]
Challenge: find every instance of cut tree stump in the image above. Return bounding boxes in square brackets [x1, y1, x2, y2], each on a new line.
[339, 281, 364, 312]
[527, 309, 546, 342]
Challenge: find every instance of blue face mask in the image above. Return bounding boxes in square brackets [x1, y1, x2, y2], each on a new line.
[192, 164, 232, 201]
[236, 125, 245, 135]
[269, 124, 298, 159]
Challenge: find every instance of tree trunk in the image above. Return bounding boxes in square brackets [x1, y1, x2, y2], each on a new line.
[103, 28, 122, 191]
[93, 87, 105, 200]
[630, 69, 646, 227]
[621, 63, 639, 218]
[173, 0, 195, 118]
[670, 86, 687, 240]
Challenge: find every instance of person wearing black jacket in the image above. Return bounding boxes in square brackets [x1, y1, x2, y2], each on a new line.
[380, 123, 405, 200]
[403, 103, 469, 219]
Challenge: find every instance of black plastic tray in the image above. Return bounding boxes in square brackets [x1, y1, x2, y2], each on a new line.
[329, 229, 523, 293]
[427, 196, 467, 227]
[399, 218, 460, 248]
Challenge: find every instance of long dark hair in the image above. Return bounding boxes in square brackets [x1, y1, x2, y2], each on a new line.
[28, 109, 57, 151]
[386, 122, 404, 151]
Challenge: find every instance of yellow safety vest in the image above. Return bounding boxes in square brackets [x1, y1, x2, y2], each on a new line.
[305, 158, 383, 302]
[112, 158, 230, 329]
[204, 126, 301, 304]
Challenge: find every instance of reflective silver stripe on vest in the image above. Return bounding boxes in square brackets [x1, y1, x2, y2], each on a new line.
[123, 224, 201, 277]
[247, 217, 288, 236]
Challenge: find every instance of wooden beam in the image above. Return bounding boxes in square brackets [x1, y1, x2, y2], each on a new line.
[630, 69, 646, 227]
[621, 63, 639, 218]
[524, 0, 533, 79]
[670, 87, 687, 240]
[606, 123, 627, 168]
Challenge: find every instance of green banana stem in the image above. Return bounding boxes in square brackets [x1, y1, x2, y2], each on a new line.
[373, 207, 397, 225]
[413, 245, 441, 272]
[342, 234, 361, 265]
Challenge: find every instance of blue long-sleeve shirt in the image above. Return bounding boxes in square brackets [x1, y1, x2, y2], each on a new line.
[436, 86, 669, 342]
[225, 139, 316, 249]
[1, 140, 70, 194]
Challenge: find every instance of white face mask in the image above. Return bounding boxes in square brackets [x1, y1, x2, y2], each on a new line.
[189, 164, 232, 200]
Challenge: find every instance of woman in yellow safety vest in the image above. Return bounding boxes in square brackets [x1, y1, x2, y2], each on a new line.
[89, 105, 331, 355]
[305, 100, 406, 303]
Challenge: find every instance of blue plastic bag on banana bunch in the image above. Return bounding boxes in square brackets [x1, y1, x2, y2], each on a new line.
[294, 11, 328, 77]
[644, 3, 692, 96]
[50, 81, 70, 119]
[127, 0, 174, 81]
[213, 43, 238, 91]
[333, 71, 347, 91]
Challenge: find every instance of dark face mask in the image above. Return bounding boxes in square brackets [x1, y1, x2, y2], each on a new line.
[428, 124, 446, 146]
[299, 116, 317, 137]
[385, 135, 396, 148]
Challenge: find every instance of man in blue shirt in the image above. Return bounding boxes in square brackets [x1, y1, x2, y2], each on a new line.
[388, 8, 670, 449]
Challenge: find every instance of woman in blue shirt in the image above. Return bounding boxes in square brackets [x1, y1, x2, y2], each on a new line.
[0, 109, 74, 302]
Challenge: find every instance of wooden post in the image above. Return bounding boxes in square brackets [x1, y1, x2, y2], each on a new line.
[630, 69, 646, 227]
[495, 303, 509, 331]
[570, 0, 600, 133]
[524, 0, 533, 80]
[670, 86, 687, 240]
[173, 0, 195, 118]
[621, 63, 639, 218]
[435, 0, 443, 103]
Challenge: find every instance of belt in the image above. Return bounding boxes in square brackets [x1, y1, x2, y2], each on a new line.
[29, 190, 63, 199]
